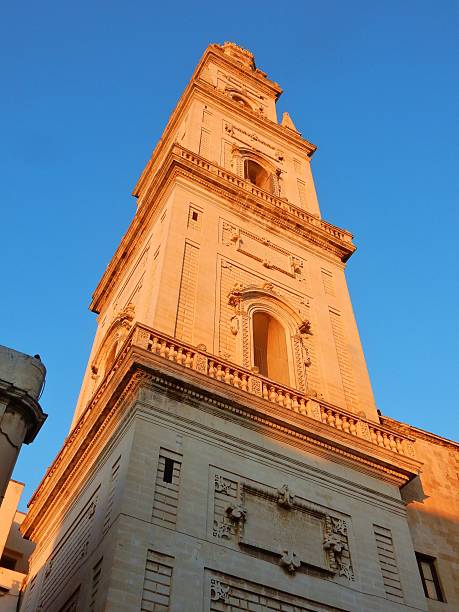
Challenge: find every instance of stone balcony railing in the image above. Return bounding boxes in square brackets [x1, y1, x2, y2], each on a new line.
[174, 146, 353, 245]
[127, 324, 416, 459]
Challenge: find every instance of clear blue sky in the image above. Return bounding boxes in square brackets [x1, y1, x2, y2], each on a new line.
[2, 1, 458, 509]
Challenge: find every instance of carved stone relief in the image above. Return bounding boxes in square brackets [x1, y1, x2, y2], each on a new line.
[208, 570, 346, 612]
[210, 578, 231, 603]
[211, 469, 354, 581]
[212, 472, 239, 542]
[221, 220, 305, 283]
[219, 257, 324, 396]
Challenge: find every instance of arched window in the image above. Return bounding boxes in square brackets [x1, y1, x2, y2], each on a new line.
[231, 94, 251, 109]
[244, 159, 271, 192]
[252, 311, 290, 385]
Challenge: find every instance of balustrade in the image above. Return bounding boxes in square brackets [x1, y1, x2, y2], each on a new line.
[175, 145, 352, 245]
[129, 325, 415, 459]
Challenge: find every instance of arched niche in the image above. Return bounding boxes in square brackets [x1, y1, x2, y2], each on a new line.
[225, 88, 255, 111]
[228, 285, 311, 390]
[252, 311, 290, 385]
[90, 304, 135, 384]
[231, 148, 280, 196]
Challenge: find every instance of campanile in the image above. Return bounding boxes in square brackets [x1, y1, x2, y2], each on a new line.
[20, 43, 444, 612]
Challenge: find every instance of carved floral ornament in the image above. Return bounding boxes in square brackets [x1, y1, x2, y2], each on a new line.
[213, 474, 354, 580]
[210, 578, 231, 603]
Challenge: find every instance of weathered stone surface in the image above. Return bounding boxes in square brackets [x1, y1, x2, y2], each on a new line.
[16, 41, 458, 612]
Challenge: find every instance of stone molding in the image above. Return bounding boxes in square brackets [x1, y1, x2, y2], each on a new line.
[91, 144, 354, 314]
[21, 324, 422, 540]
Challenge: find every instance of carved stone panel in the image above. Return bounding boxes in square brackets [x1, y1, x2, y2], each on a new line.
[221, 220, 306, 283]
[212, 472, 239, 543]
[241, 484, 328, 572]
[209, 468, 355, 582]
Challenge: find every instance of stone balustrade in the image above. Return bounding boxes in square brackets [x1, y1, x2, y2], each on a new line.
[175, 146, 353, 244]
[129, 324, 415, 459]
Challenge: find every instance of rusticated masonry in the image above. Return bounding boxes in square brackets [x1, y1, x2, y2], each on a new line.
[89, 557, 103, 612]
[152, 449, 182, 528]
[321, 269, 335, 296]
[374, 524, 404, 602]
[141, 550, 174, 611]
[208, 571, 346, 611]
[199, 127, 212, 159]
[329, 309, 358, 411]
[37, 487, 100, 611]
[175, 242, 199, 343]
[102, 455, 121, 534]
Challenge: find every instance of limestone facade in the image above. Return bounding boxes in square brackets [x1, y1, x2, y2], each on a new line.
[0, 481, 35, 611]
[19, 42, 458, 611]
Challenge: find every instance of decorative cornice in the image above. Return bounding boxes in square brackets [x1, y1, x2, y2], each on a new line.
[0, 379, 47, 443]
[22, 324, 422, 539]
[133, 43, 313, 200]
[380, 416, 459, 450]
[91, 145, 354, 314]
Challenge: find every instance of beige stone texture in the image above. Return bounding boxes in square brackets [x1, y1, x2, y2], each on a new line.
[382, 418, 459, 609]
[0, 481, 35, 611]
[18, 42, 457, 612]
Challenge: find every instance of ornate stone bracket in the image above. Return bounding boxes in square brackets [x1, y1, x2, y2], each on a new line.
[277, 484, 295, 509]
[280, 549, 301, 574]
[323, 516, 354, 580]
[226, 502, 247, 523]
[215, 474, 232, 494]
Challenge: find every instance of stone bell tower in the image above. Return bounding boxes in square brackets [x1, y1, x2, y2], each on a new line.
[20, 43, 437, 611]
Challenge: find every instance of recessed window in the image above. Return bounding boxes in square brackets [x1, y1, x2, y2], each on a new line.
[231, 94, 251, 109]
[163, 457, 175, 483]
[252, 311, 290, 385]
[188, 205, 202, 230]
[244, 159, 271, 192]
[416, 553, 444, 602]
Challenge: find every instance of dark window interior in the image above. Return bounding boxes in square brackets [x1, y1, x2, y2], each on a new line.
[163, 457, 174, 483]
[0, 555, 17, 571]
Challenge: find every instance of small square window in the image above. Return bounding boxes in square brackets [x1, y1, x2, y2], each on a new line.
[416, 553, 444, 602]
[188, 205, 202, 230]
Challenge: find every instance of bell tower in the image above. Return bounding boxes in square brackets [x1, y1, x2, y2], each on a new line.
[72, 41, 377, 428]
[20, 44, 429, 612]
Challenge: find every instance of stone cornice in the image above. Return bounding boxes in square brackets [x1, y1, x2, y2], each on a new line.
[91, 145, 355, 314]
[380, 416, 459, 450]
[0, 379, 47, 443]
[22, 326, 422, 539]
[133, 44, 314, 200]
[192, 79, 315, 155]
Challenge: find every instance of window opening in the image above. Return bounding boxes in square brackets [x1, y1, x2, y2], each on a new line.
[252, 312, 289, 385]
[163, 457, 174, 483]
[416, 553, 444, 601]
[231, 94, 251, 109]
[244, 160, 271, 192]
